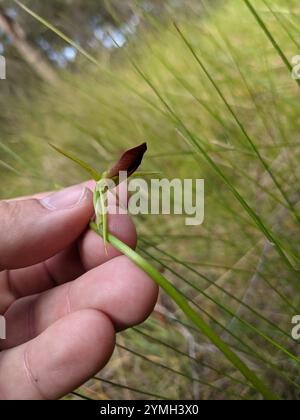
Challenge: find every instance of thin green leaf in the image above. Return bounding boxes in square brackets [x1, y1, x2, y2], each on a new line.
[243, 0, 300, 88]
[94, 377, 171, 400]
[14, 0, 100, 67]
[49, 143, 101, 180]
[90, 221, 278, 400]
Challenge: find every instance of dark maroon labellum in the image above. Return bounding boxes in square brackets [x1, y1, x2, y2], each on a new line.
[107, 142, 147, 180]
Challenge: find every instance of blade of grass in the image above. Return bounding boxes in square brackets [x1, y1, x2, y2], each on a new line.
[116, 343, 246, 399]
[14, 0, 169, 122]
[142, 238, 297, 319]
[203, 6, 298, 179]
[174, 22, 300, 227]
[132, 328, 251, 389]
[90, 221, 278, 400]
[49, 143, 101, 180]
[140, 244, 300, 364]
[0, 159, 22, 175]
[71, 391, 92, 400]
[130, 58, 295, 270]
[14, 0, 99, 66]
[94, 377, 171, 400]
[144, 314, 300, 392]
[243, 0, 300, 88]
[157, 256, 297, 313]
[262, 0, 300, 49]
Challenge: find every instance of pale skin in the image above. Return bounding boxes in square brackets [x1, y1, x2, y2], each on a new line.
[0, 180, 158, 400]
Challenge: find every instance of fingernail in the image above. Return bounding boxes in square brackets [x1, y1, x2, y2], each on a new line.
[40, 185, 89, 210]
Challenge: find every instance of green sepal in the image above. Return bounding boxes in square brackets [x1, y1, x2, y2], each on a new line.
[49, 143, 102, 181]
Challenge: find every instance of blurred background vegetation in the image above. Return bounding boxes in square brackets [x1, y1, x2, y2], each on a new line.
[0, 0, 300, 400]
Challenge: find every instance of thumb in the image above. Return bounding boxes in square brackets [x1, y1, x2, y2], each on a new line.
[0, 184, 93, 270]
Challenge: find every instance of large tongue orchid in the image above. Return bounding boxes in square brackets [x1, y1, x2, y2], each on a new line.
[50, 142, 151, 251]
[92, 143, 147, 249]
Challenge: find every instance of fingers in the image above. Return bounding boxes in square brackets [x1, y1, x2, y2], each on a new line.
[0, 210, 137, 313]
[0, 184, 94, 270]
[0, 179, 135, 290]
[0, 309, 115, 400]
[2, 256, 159, 349]
[60, 256, 159, 330]
[0, 245, 84, 314]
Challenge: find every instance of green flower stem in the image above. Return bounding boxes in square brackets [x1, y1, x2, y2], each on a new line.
[89, 221, 278, 400]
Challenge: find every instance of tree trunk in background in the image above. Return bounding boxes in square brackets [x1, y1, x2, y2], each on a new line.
[0, 8, 58, 85]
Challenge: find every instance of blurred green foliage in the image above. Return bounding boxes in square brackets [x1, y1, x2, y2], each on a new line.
[1, 0, 300, 400]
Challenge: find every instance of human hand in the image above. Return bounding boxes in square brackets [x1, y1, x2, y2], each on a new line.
[0, 182, 158, 399]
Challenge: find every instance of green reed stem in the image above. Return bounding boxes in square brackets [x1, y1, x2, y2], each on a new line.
[89, 221, 278, 400]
